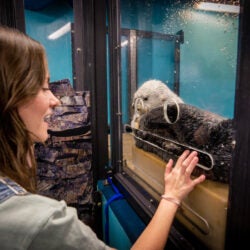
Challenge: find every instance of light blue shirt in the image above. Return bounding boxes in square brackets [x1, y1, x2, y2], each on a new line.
[0, 188, 110, 250]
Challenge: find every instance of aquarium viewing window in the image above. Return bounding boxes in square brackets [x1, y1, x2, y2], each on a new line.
[107, 0, 240, 249]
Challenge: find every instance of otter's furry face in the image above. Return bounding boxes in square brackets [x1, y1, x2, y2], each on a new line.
[131, 79, 183, 128]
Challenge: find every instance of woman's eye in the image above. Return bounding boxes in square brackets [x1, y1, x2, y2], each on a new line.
[42, 87, 50, 92]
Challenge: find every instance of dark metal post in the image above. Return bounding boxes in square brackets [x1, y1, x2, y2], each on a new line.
[73, 0, 108, 181]
[107, 0, 123, 173]
[225, 0, 250, 248]
[0, 0, 25, 32]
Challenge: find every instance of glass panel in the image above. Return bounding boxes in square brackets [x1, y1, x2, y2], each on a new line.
[120, 0, 238, 120]
[119, 1, 239, 249]
[137, 37, 175, 89]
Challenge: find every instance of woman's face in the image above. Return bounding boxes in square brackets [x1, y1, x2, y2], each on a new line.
[18, 75, 60, 143]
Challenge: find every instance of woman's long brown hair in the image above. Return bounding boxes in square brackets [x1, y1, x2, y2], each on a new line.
[0, 25, 47, 192]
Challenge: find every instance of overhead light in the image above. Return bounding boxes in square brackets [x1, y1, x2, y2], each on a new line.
[121, 40, 128, 47]
[194, 2, 240, 14]
[48, 22, 71, 40]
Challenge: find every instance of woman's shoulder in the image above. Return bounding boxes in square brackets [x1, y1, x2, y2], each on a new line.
[0, 193, 110, 250]
[0, 193, 78, 249]
[0, 177, 65, 210]
[22, 193, 67, 207]
[0, 192, 76, 229]
[3, 193, 71, 215]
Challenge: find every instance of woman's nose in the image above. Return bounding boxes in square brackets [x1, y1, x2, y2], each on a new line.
[50, 93, 61, 107]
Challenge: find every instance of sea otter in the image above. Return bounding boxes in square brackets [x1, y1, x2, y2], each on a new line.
[131, 79, 183, 128]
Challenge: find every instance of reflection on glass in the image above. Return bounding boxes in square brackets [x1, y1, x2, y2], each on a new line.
[121, 0, 239, 119]
[119, 1, 239, 249]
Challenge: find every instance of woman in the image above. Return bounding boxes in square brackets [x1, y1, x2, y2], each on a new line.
[0, 25, 205, 250]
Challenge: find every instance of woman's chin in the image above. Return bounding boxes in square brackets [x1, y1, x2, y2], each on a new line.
[32, 133, 49, 143]
[40, 133, 49, 143]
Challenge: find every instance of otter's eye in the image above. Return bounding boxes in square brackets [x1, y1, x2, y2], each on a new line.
[143, 97, 148, 101]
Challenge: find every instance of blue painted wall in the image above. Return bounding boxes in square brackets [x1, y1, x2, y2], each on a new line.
[25, 0, 73, 83]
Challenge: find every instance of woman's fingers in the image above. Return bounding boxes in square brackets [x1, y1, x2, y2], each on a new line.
[184, 155, 199, 177]
[163, 150, 206, 202]
[177, 150, 190, 164]
[165, 159, 173, 176]
[165, 150, 205, 183]
[175, 150, 190, 171]
[175, 150, 198, 175]
[182, 151, 198, 168]
[192, 174, 206, 186]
